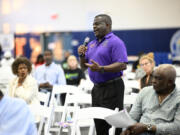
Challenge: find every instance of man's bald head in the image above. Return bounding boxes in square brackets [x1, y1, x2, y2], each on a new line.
[156, 64, 176, 83]
[152, 64, 176, 94]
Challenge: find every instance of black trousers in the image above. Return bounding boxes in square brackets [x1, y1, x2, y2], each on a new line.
[92, 77, 124, 135]
[60, 93, 66, 105]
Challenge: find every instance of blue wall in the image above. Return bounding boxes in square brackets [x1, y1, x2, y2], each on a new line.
[71, 28, 180, 56]
[14, 28, 180, 65]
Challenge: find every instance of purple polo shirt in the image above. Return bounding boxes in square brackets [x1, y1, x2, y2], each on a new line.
[85, 32, 128, 84]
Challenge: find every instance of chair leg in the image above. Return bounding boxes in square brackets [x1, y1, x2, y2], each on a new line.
[38, 119, 44, 135]
[88, 125, 95, 135]
[109, 127, 116, 135]
[76, 126, 81, 135]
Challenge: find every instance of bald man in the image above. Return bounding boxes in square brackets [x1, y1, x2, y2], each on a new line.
[121, 64, 180, 135]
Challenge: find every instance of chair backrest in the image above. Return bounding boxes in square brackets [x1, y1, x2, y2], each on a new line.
[50, 85, 85, 106]
[124, 93, 138, 105]
[57, 92, 92, 132]
[37, 92, 51, 135]
[38, 92, 50, 106]
[65, 92, 92, 105]
[71, 107, 119, 135]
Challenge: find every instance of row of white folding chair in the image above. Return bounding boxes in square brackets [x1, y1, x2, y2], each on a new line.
[49, 85, 120, 135]
[52, 96, 117, 135]
[48, 85, 91, 135]
[71, 107, 119, 135]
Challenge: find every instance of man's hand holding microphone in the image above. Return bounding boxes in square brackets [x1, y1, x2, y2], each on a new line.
[78, 37, 89, 57]
[77, 37, 103, 73]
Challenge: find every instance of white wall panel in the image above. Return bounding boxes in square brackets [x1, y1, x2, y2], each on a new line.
[0, 0, 180, 33]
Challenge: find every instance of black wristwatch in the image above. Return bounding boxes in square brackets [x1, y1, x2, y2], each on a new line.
[100, 67, 105, 74]
[146, 124, 153, 132]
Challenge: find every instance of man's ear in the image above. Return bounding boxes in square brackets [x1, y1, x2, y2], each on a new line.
[107, 23, 110, 28]
[167, 79, 173, 87]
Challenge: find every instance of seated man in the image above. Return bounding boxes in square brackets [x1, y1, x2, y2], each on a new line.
[121, 64, 180, 135]
[0, 90, 37, 135]
[34, 49, 66, 90]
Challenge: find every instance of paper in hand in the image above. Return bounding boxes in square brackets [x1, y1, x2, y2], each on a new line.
[105, 109, 136, 128]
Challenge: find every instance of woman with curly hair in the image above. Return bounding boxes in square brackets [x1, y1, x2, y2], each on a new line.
[8, 56, 40, 122]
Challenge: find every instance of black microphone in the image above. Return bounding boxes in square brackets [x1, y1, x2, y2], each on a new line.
[83, 37, 90, 46]
[79, 37, 90, 57]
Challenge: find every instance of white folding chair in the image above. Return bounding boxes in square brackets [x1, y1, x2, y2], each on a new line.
[37, 92, 51, 135]
[49, 85, 85, 106]
[71, 107, 119, 135]
[124, 93, 138, 105]
[49, 92, 92, 135]
[48, 85, 87, 134]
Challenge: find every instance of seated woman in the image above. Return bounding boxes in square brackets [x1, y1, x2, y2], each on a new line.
[34, 54, 44, 68]
[61, 55, 86, 104]
[8, 56, 40, 122]
[139, 53, 155, 89]
[64, 55, 86, 86]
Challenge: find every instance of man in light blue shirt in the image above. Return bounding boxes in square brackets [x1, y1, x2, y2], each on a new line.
[34, 50, 66, 90]
[0, 90, 37, 135]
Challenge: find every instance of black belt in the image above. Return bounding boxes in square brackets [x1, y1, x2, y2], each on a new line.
[94, 77, 121, 87]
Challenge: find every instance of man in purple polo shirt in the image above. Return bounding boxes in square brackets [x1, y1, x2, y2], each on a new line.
[78, 14, 128, 135]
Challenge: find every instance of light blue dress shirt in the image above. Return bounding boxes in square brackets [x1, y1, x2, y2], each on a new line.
[0, 96, 37, 135]
[34, 62, 66, 85]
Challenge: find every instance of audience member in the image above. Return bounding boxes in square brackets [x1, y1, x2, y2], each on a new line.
[34, 54, 44, 68]
[34, 49, 66, 90]
[131, 52, 144, 72]
[0, 89, 37, 135]
[139, 53, 155, 89]
[121, 64, 180, 135]
[61, 55, 86, 104]
[8, 56, 40, 122]
[0, 51, 14, 67]
[61, 50, 71, 70]
[78, 14, 128, 135]
[65, 55, 86, 85]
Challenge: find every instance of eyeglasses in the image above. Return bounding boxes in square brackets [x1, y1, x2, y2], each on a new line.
[140, 62, 150, 67]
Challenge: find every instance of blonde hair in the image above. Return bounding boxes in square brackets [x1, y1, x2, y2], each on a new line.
[139, 52, 155, 67]
[67, 55, 78, 68]
[146, 52, 154, 59]
[67, 55, 77, 63]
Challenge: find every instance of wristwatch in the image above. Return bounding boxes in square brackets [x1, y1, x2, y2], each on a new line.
[100, 67, 105, 74]
[146, 124, 153, 132]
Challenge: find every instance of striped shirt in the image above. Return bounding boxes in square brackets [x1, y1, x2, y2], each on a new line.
[129, 86, 180, 135]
